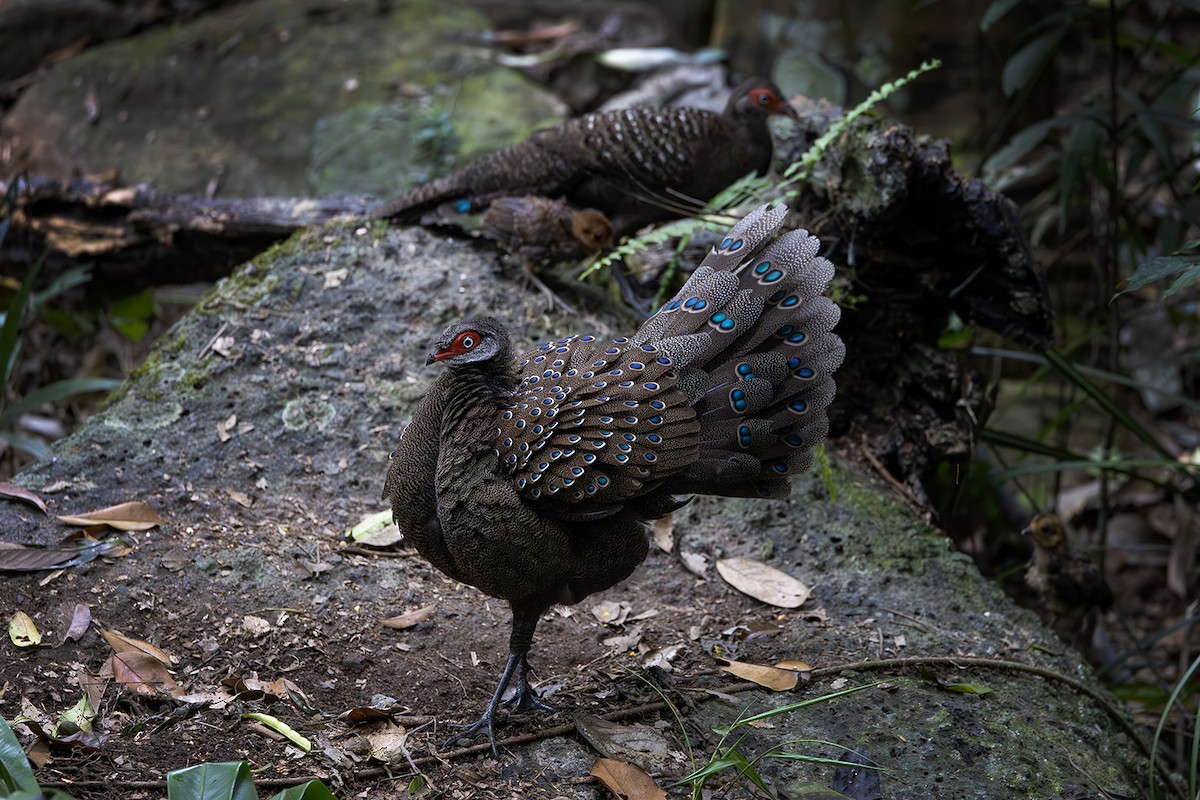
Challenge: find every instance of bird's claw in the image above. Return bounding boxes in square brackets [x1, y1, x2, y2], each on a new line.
[443, 713, 499, 756]
[504, 682, 554, 712]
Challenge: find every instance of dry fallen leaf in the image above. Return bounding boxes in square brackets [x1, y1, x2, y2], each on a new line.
[638, 643, 681, 671]
[592, 600, 630, 626]
[0, 482, 48, 512]
[211, 335, 237, 358]
[323, 268, 349, 289]
[57, 603, 92, 646]
[57, 501, 163, 531]
[679, 550, 709, 577]
[0, 544, 83, 572]
[100, 629, 178, 665]
[775, 658, 812, 672]
[716, 557, 811, 608]
[652, 514, 674, 553]
[109, 650, 181, 696]
[716, 657, 799, 691]
[9, 611, 42, 647]
[216, 413, 237, 443]
[225, 488, 254, 508]
[590, 757, 667, 800]
[575, 714, 681, 773]
[603, 624, 643, 652]
[381, 603, 437, 630]
[366, 722, 410, 763]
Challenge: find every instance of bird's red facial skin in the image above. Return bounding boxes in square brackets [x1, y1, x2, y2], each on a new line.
[748, 87, 798, 119]
[432, 330, 481, 362]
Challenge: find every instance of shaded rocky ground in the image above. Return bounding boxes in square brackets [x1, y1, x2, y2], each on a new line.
[0, 221, 1149, 799]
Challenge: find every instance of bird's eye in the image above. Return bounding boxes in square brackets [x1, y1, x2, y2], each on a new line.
[756, 91, 773, 106]
[457, 332, 477, 349]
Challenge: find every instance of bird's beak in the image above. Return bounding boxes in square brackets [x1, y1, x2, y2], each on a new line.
[1020, 527, 1031, 537]
[425, 352, 438, 366]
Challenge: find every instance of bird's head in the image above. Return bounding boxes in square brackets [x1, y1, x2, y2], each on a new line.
[571, 209, 615, 252]
[728, 79, 799, 121]
[426, 317, 511, 368]
[1022, 513, 1066, 551]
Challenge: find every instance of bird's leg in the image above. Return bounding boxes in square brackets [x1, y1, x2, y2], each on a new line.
[521, 263, 576, 314]
[442, 651, 522, 755]
[442, 604, 546, 756]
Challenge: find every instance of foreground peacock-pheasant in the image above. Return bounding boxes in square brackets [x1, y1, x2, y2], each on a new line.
[383, 204, 844, 753]
[374, 77, 798, 235]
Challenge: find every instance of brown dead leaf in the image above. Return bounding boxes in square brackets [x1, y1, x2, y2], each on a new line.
[225, 488, 253, 508]
[381, 604, 437, 630]
[216, 413, 237, 443]
[0, 544, 82, 572]
[637, 643, 681, 671]
[221, 674, 309, 707]
[76, 667, 107, 713]
[100, 629, 178, 665]
[716, 657, 799, 691]
[603, 624, 643, 652]
[652, 514, 674, 553]
[109, 650, 181, 696]
[57, 603, 92, 645]
[679, 550, 708, 577]
[211, 335, 236, 358]
[590, 757, 667, 800]
[366, 722, 410, 763]
[57, 501, 163, 531]
[0, 482, 47, 512]
[592, 600, 630, 626]
[774, 658, 812, 672]
[716, 557, 811, 608]
[574, 714, 682, 773]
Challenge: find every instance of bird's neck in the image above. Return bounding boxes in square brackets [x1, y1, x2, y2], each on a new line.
[439, 364, 516, 443]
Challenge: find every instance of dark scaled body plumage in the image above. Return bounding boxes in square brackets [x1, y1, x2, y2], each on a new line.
[374, 78, 798, 235]
[1023, 513, 1113, 654]
[382, 204, 845, 753]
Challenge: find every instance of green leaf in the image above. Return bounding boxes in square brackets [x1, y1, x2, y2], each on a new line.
[1002, 25, 1066, 97]
[1109, 680, 1171, 707]
[266, 781, 339, 800]
[166, 761, 259, 800]
[940, 682, 993, 695]
[243, 713, 311, 752]
[29, 264, 94, 319]
[981, 117, 1065, 182]
[0, 377, 121, 429]
[0, 254, 42, 387]
[1044, 348, 1175, 461]
[0, 432, 52, 461]
[1058, 117, 1104, 232]
[981, 0, 1024, 31]
[1122, 88, 1179, 175]
[109, 290, 156, 342]
[1118, 254, 1198, 297]
[1165, 263, 1200, 299]
[0, 716, 41, 793]
[729, 682, 880, 730]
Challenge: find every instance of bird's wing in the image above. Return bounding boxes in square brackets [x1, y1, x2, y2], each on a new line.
[496, 334, 700, 512]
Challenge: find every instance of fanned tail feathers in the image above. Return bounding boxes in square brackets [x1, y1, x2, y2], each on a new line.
[632, 204, 845, 498]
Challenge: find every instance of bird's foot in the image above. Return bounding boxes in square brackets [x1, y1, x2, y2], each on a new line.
[443, 709, 501, 756]
[504, 658, 554, 713]
[522, 264, 576, 314]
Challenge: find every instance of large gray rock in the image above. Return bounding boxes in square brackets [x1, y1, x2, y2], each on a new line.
[1, 221, 1146, 798]
[1, 0, 566, 197]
